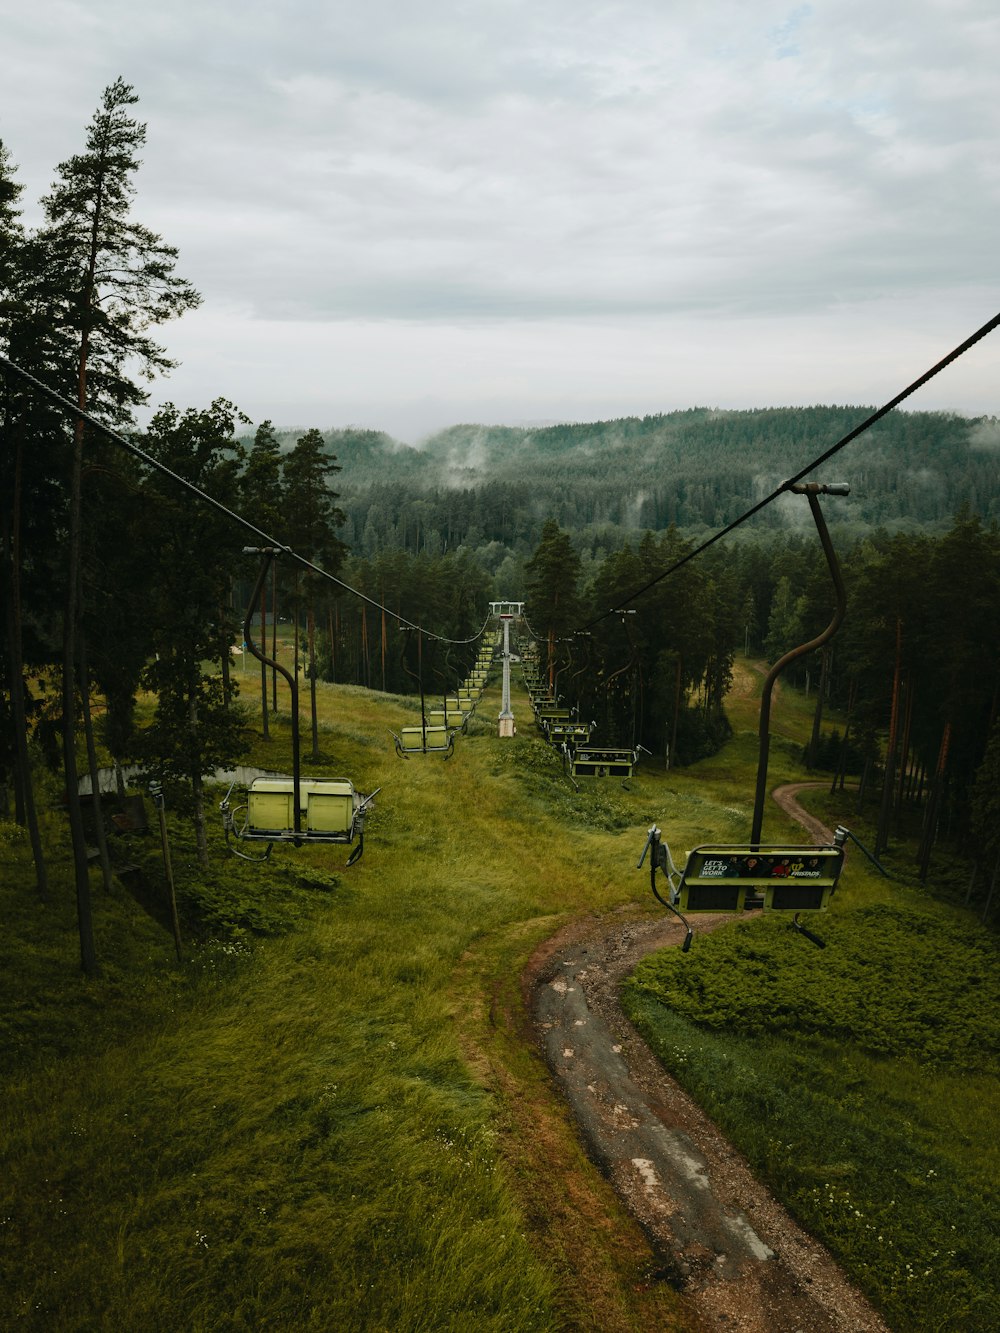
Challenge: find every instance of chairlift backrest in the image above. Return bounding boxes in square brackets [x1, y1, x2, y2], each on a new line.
[573, 746, 636, 778]
[546, 721, 592, 744]
[428, 708, 465, 730]
[676, 844, 845, 913]
[247, 777, 360, 838]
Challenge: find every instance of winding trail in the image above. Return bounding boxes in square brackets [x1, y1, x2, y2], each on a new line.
[526, 787, 888, 1332]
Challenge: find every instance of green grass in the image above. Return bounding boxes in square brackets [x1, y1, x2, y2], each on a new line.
[2, 662, 996, 1331]
[1, 677, 687, 1331]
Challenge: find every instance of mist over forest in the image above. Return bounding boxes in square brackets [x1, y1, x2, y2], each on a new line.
[251, 405, 1000, 569]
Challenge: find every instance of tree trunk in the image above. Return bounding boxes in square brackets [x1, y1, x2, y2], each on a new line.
[191, 693, 209, 869]
[832, 677, 856, 795]
[63, 423, 99, 975]
[271, 563, 279, 712]
[63, 159, 107, 975]
[895, 681, 914, 819]
[79, 633, 114, 895]
[670, 655, 682, 769]
[329, 603, 337, 685]
[2, 455, 49, 899]
[917, 722, 951, 881]
[807, 646, 829, 769]
[308, 599, 319, 760]
[381, 605, 387, 692]
[856, 755, 872, 813]
[220, 608, 232, 708]
[875, 619, 903, 859]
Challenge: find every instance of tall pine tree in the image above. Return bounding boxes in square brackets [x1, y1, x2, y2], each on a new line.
[37, 79, 200, 972]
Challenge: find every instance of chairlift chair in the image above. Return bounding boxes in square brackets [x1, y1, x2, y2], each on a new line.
[572, 745, 640, 779]
[221, 548, 378, 866]
[390, 725, 456, 759]
[639, 827, 846, 949]
[222, 775, 379, 865]
[635, 481, 857, 948]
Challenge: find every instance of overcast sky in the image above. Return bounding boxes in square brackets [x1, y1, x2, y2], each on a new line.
[2, 0, 998, 441]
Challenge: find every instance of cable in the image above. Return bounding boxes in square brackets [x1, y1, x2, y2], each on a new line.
[579, 310, 1000, 630]
[0, 351, 489, 647]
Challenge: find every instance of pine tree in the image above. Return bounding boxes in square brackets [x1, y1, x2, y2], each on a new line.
[0, 139, 51, 894]
[524, 518, 581, 690]
[138, 401, 250, 867]
[36, 80, 201, 971]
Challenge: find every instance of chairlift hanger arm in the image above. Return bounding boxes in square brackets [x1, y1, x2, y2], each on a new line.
[750, 484, 848, 847]
[638, 826, 693, 951]
[243, 548, 302, 839]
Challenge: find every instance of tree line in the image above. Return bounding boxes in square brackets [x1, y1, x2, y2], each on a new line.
[249, 406, 1000, 561]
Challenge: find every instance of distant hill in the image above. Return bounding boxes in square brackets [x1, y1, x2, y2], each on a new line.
[249, 407, 1000, 558]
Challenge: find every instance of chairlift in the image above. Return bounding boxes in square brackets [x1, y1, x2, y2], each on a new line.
[390, 627, 457, 758]
[638, 826, 846, 950]
[572, 744, 643, 779]
[222, 775, 379, 865]
[391, 725, 456, 759]
[544, 719, 593, 746]
[220, 548, 378, 864]
[635, 483, 856, 948]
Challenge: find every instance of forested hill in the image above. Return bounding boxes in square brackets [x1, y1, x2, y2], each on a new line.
[254, 406, 1000, 557]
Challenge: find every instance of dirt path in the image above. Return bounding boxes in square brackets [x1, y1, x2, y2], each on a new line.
[526, 789, 888, 1332]
[771, 782, 837, 844]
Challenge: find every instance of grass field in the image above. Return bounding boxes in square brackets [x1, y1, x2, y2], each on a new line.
[1, 654, 996, 1330]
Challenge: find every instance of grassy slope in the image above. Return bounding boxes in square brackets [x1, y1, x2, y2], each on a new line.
[2, 658, 995, 1330]
[2, 672, 691, 1332]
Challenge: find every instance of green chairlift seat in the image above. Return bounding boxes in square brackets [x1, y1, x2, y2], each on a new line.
[572, 746, 638, 778]
[224, 776, 378, 865]
[391, 725, 455, 758]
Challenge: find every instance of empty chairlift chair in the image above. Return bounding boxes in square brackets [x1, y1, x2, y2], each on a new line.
[223, 775, 379, 865]
[222, 548, 379, 866]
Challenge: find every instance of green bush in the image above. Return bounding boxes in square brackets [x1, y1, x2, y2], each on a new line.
[628, 904, 1000, 1072]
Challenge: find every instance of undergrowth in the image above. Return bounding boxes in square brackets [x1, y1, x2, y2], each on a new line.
[629, 904, 1000, 1071]
[624, 905, 1000, 1332]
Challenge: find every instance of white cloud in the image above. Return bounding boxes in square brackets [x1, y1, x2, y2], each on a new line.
[1, 0, 998, 431]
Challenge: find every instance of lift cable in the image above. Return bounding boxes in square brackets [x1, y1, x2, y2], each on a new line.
[0, 351, 489, 647]
[578, 310, 1000, 631]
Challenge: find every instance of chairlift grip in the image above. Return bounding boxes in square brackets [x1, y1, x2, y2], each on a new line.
[787, 481, 851, 497]
[637, 824, 659, 870]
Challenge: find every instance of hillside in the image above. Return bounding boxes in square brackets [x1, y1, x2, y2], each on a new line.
[252, 406, 1000, 558]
